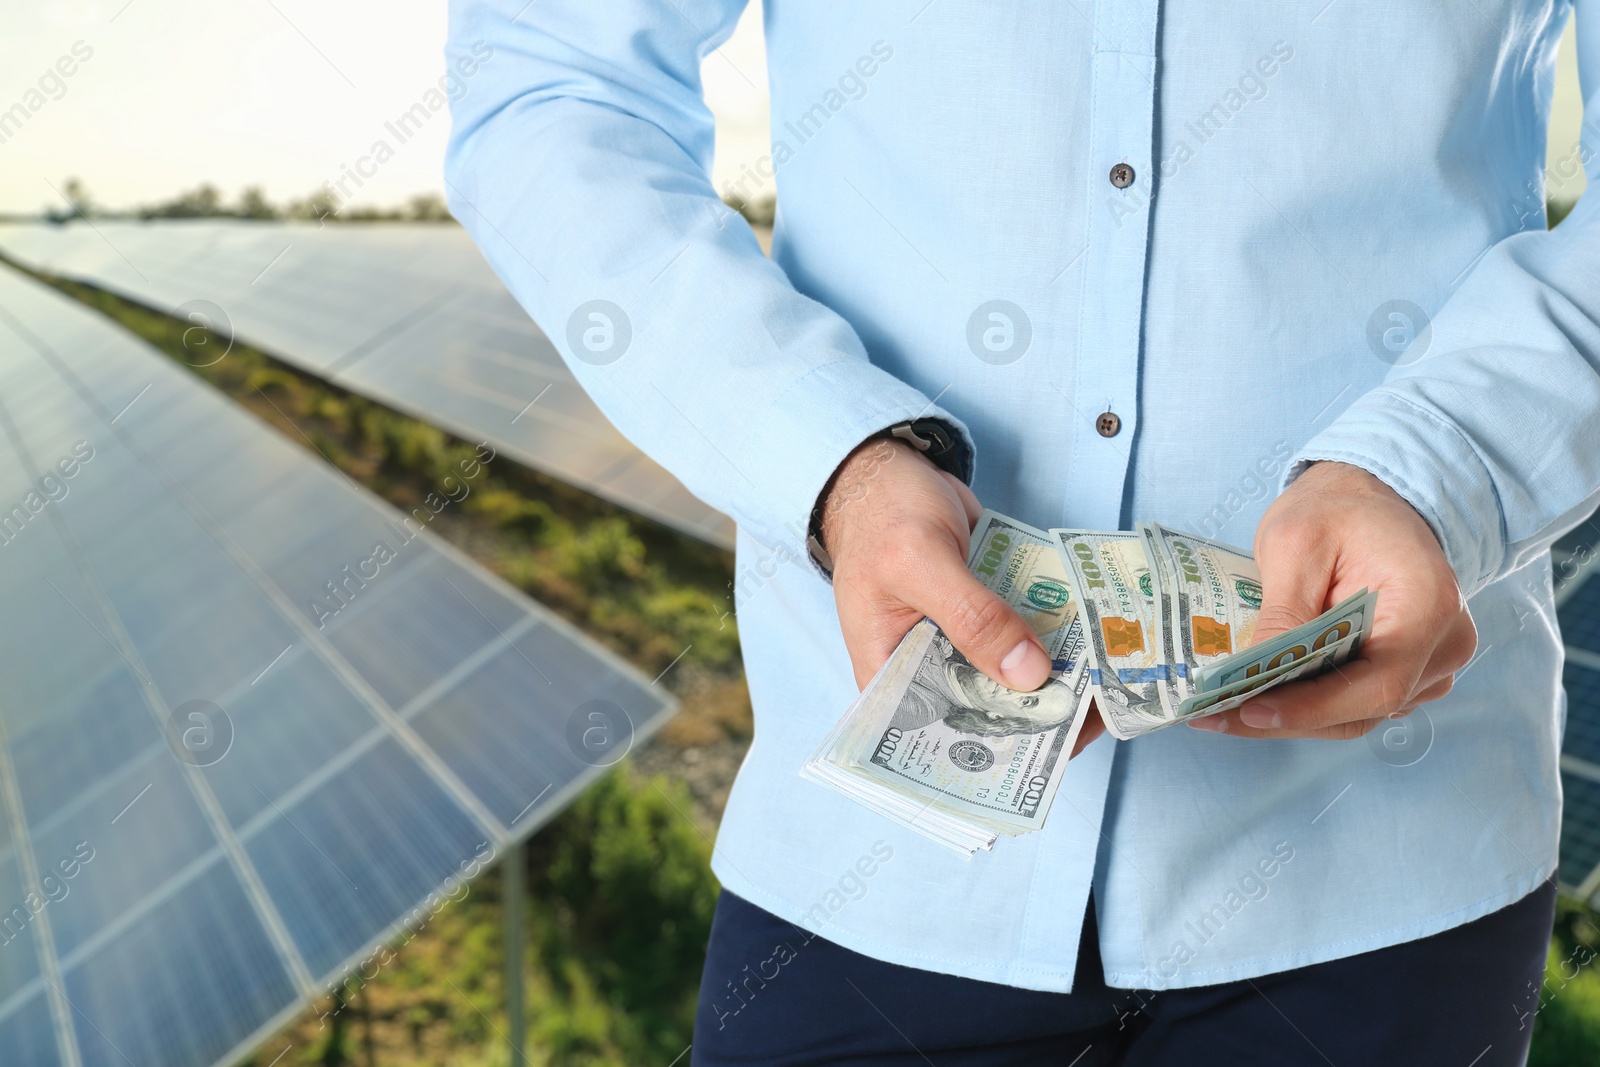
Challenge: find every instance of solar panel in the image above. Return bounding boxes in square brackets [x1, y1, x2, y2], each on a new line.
[1558, 546, 1600, 901]
[1559, 766, 1600, 902]
[1561, 662, 1600, 769]
[0, 262, 674, 1067]
[1554, 509, 1600, 561]
[1558, 568, 1600, 655]
[0, 221, 734, 549]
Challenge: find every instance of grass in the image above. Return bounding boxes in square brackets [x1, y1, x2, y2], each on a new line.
[1531, 896, 1600, 1065]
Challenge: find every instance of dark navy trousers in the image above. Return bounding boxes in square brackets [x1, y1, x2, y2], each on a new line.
[692, 879, 1556, 1066]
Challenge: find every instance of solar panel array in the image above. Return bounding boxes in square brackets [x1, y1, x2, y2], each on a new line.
[0, 221, 734, 549]
[0, 262, 673, 1067]
[1556, 514, 1600, 905]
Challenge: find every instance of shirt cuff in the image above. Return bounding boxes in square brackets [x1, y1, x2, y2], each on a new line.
[802, 417, 973, 581]
[735, 359, 974, 581]
[1282, 389, 1500, 597]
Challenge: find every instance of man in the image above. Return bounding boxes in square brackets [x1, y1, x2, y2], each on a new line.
[446, 1, 1600, 1062]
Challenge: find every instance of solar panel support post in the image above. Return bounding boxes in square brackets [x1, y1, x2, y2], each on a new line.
[505, 838, 528, 1067]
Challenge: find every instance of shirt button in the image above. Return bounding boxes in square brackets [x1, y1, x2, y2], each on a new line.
[1109, 163, 1135, 189]
[1096, 411, 1122, 438]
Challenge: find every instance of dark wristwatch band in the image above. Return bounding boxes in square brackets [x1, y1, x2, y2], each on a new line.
[806, 419, 970, 578]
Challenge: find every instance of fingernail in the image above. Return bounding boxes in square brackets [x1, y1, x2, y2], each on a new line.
[1239, 703, 1281, 729]
[1001, 640, 1050, 690]
[1188, 715, 1228, 733]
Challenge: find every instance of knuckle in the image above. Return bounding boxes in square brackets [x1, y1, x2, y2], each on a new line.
[1445, 622, 1478, 673]
[1261, 515, 1327, 562]
[1411, 674, 1454, 706]
[1344, 716, 1382, 742]
[1336, 718, 1381, 741]
[1256, 603, 1311, 635]
[942, 589, 1011, 649]
[1426, 585, 1465, 627]
[1373, 672, 1408, 718]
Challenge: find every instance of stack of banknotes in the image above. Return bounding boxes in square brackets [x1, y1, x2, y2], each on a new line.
[801, 510, 1377, 856]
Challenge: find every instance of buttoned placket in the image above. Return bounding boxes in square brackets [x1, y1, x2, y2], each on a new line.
[1068, 1, 1160, 531]
[1052, 0, 1163, 984]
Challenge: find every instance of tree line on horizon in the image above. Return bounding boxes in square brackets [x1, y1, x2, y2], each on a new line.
[31, 178, 454, 225]
[25, 178, 780, 229]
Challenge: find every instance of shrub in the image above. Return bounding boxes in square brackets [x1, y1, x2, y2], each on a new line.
[528, 765, 718, 1064]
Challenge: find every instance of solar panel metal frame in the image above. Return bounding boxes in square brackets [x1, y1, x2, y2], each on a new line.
[0, 261, 674, 1067]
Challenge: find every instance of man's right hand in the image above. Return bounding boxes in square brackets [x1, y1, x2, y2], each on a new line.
[818, 435, 1105, 756]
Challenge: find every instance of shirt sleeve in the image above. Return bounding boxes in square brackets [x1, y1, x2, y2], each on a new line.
[442, 0, 973, 558]
[1284, 4, 1600, 598]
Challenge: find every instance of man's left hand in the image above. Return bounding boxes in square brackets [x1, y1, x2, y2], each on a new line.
[1188, 461, 1478, 740]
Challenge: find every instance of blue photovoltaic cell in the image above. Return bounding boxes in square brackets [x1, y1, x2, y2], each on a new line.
[1562, 663, 1600, 769]
[199, 654, 380, 830]
[0, 995, 62, 1067]
[1555, 512, 1600, 560]
[0, 221, 733, 548]
[1559, 540, 1600, 897]
[0, 262, 673, 1067]
[1559, 771, 1600, 899]
[1558, 570, 1600, 655]
[322, 556, 529, 712]
[410, 623, 672, 830]
[64, 859, 297, 1067]
[30, 754, 215, 962]
[244, 737, 488, 978]
[0, 789, 45, 1013]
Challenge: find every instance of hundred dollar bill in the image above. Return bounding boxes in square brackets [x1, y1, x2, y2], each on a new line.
[1178, 628, 1363, 720]
[1142, 523, 1264, 701]
[1137, 523, 1184, 716]
[1127, 630, 1360, 737]
[1193, 587, 1377, 694]
[968, 512, 1087, 676]
[802, 511, 1381, 852]
[801, 511, 1092, 855]
[852, 622, 1086, 832]
[1053, 528, 1169, 740]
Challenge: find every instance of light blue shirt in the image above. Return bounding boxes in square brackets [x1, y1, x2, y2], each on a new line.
[445, 0, 1600, 991]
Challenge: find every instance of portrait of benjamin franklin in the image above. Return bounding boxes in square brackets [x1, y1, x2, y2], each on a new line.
[895, 629, 1079, 738]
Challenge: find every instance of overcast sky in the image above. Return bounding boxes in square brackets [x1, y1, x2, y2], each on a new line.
[0, 0, 1582, 216]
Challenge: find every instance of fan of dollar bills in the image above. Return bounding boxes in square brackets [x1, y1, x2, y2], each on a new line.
[801, 510, 1378, 856]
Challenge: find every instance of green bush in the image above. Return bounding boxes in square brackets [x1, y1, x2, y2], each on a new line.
[465, 489, 556, 539]
[527, 765, 719, 1064]
[1530, 898, 1600, 1066]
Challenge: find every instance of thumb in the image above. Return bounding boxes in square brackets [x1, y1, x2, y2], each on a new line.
[1250, 527, 1335, 647]
[913, 550, 1052, 691]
